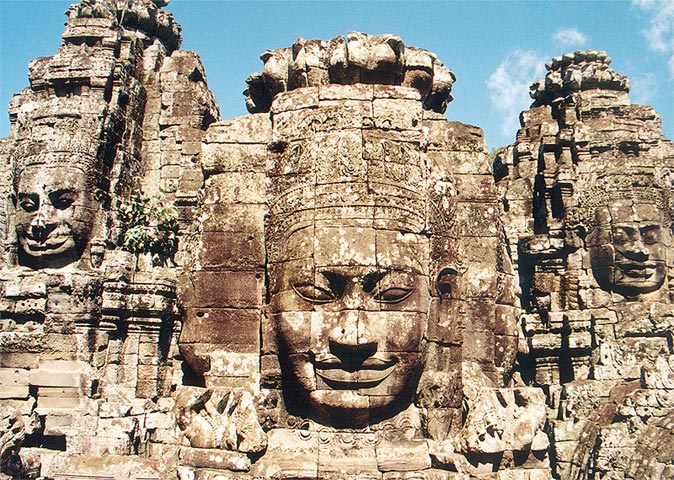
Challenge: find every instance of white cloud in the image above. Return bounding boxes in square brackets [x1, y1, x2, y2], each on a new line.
[633, 0, 674, 78]
[553, 28, 588, 48]
[487, 50, 548, 138]
[629, 73, 658, 105]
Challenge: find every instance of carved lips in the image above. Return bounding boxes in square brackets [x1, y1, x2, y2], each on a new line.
[615, 260, 659, 278]
[313, 353, 397, 388]
[21, 226, 74, 254]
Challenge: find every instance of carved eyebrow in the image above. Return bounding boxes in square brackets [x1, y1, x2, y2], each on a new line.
[47, 188, 76, 197]
[17, 193, 38, 207]
[17, 193, 38, 200]
[362, 270, 387, 293]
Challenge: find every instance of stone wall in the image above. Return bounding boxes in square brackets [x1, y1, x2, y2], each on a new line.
[0, 2, 672, 479]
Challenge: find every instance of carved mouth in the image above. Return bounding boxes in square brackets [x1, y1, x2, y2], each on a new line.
[313, 355, 397, 388]
[23, 237, 69, 251]
[616, 262, 658, 278]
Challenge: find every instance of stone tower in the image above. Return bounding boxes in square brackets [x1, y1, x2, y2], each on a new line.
[0, 2, 673, 479]
[495, 50, 674, 479]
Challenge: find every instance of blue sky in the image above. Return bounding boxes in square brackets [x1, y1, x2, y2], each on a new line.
[1, 0, 673, 150]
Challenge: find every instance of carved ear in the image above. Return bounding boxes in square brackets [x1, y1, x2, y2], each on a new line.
[435, 266, 458, 298]
[94, 189, 110, 208]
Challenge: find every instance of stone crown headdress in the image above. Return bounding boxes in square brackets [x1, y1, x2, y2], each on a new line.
[264, 86, 456, 265]
[566, 172, 674, 228]
[266, 138, 455, 232]
[245, 32, 455, 114]
[10, 123, 105, 192]
[530, 50, 630, 107]
[65, 0, 182, 52]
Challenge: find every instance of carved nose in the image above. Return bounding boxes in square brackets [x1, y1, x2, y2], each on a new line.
[31, 210, 46, 228]
[31, 223, 56, 243]
[30, 203, 55, 228]
[328, 311, 378, 371]
[329, 338, 378, 372]
[626, 241, 649, 261]
[329, 313, 358, 345]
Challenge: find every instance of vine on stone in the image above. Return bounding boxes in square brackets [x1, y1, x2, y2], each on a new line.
[118, 189, 178, 267]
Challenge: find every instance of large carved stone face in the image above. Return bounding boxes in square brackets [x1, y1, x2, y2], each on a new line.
[270, 224, 430, 424]
[14, 165, 96, 266]
[588, 202, 670, 297]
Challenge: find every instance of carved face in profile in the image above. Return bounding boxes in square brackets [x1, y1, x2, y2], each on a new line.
[14, 165, 96, 267]
[588, 202, 670, 297]
[270, 224, 430, 424]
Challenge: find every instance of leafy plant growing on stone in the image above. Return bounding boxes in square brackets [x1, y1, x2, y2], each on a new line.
[118, 189, 178, 267]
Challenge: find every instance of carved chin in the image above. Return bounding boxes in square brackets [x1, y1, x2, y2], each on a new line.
[303, 363, 420, 424]
[308, 387, 411, 426]
[310, 390, 370, 414]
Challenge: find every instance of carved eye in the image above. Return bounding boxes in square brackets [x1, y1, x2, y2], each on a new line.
[641, 228, 661, 245]
[54, 197, 73, 209]
[612, 228, 629, 244]
[292, 284, 337, 304]
[50, 192, 75, 210]
[375, 287, 414, 304]
[18, 196, 38, 213]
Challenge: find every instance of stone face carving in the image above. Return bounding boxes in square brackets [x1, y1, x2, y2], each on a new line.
[179, 32, 538, 477]
[265, 111, 452, 424]
[0, 1, 216, 478]
[573, 178, 673, 298]
[270, 226, 432, 422]
[3, 3, 674, 478]
[262, 78, 458, 427]
[496, 50, 674, 479]
[12, 160, 98, 268]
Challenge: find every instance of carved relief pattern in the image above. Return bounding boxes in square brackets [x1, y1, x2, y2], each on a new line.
[0, 4, 672, 479]
[0, 1, 215, 478]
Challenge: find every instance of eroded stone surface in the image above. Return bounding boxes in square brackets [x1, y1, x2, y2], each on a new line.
[495, 50, 674, 479]
[244, 32, 456, 114]
[0, 3, 672, 479]
[178, 32, 531, 479]
[0, 0, 216, 478]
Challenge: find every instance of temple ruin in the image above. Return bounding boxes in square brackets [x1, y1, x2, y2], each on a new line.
[0, 1, 673, 479]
